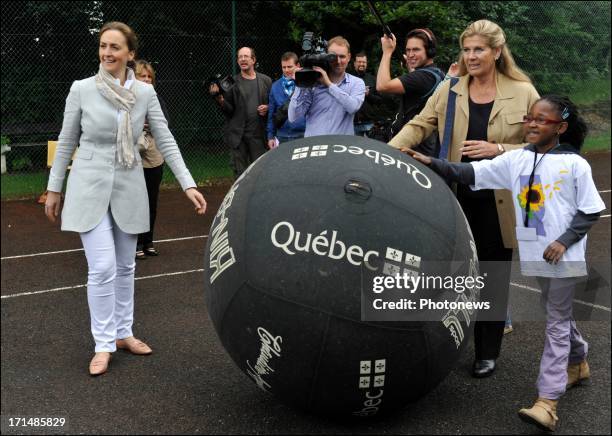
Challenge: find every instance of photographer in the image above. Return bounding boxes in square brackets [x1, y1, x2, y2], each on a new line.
[210, 47, 272, 178]
[288, 36, 366, 137]
[352, 52, 384, 137]
[377, 29, 445, 155]
[266, 52, 306, 148]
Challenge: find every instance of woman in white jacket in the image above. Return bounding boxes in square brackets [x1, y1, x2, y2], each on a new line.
[45, 22, 207, 376]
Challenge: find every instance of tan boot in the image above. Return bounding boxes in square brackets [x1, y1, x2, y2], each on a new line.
[567, 360, 590, 388]
[89, 352, 112, 376]
[518, 398, 559, 432]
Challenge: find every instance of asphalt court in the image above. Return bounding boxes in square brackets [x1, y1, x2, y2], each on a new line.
[1, 152, 610, 434]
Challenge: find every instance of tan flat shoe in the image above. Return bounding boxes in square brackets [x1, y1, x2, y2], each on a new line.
[116, 337, 152, 355]
[89, 352, 112, 376]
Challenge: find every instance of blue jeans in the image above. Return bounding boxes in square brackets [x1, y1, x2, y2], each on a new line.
[354, 122, 374, 137]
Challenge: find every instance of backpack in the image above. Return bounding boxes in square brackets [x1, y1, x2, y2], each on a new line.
[388, 66, 445, 140]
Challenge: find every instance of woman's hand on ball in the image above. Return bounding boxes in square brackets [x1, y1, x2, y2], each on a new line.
[404, 149, 432, 165]
[185, 187, 207, 215]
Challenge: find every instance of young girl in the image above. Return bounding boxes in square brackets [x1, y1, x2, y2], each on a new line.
[407, 95, 605, 432]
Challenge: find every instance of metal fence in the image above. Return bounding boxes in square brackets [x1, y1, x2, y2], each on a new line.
[1, 1, 610, 196]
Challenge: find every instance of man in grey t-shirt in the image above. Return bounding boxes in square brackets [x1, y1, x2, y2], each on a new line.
[210, 47, 272, 177]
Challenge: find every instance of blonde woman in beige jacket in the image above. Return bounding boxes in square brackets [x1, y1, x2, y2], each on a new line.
[45, 22, 207, 376]
[390, 20, 540, 378]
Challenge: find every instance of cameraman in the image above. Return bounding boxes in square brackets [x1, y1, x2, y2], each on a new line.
[376, 29, 445, 155]
[266, 52, 306, 148]
[288, 36, 366, 137]
[210, 47, 272, 178]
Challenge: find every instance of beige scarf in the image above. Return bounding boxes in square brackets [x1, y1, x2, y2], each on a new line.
[95, 64, 137, 168]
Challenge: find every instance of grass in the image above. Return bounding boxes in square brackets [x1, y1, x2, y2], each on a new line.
[569, 76, 610, 152]
[568, 77, 611, 105]
[583, 132, 611, 153]
[1, 171, 49, 199]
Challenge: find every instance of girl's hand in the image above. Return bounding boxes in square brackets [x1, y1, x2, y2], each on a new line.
[543, 241, 566, 264]
[185, 188, 207, 215]
[44, 191, 62, 223]
[404, 148, 432, 165]
[460, 140, 499, 159]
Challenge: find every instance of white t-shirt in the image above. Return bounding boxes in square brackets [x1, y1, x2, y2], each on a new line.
[471, 146, 605, 277]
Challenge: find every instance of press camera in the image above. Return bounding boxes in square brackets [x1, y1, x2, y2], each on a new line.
[295, 32, 337, 88]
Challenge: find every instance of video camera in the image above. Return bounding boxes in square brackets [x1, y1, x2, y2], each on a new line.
[206, 74, 235, 96]
[295, 32, 337, 88]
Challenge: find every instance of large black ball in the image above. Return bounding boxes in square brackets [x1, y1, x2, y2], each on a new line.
[204, 135, 479, 418]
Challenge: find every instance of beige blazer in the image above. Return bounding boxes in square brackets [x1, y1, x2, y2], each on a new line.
[48, 76, 196, 233]
[389, 72, 540, 248]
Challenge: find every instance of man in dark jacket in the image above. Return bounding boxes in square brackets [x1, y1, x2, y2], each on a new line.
[352, 52, 383, 137]
[210, 47, 272, 178]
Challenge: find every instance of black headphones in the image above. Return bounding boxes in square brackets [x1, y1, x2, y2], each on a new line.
[407, 28, 436, 59]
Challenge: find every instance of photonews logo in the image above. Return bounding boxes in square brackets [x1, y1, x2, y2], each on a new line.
[290, 143, 432, 189]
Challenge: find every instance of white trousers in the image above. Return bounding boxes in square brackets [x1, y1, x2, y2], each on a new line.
[80, 210, 137, 352]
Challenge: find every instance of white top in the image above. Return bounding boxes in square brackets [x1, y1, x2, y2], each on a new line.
[471, 147, 605, 277]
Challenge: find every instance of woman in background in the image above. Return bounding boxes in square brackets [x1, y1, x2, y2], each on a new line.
[134, 59, 167, 259]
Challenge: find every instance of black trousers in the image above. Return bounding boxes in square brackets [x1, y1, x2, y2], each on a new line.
[229, 134, 267, 178]
[458, 190, 513, 360]
[138, 163, 164, 248]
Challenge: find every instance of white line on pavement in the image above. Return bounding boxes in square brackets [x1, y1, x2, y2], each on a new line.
[510, 281, 611, 312]
[1, 235, 208, 260]
[1, 268, 205, 299]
